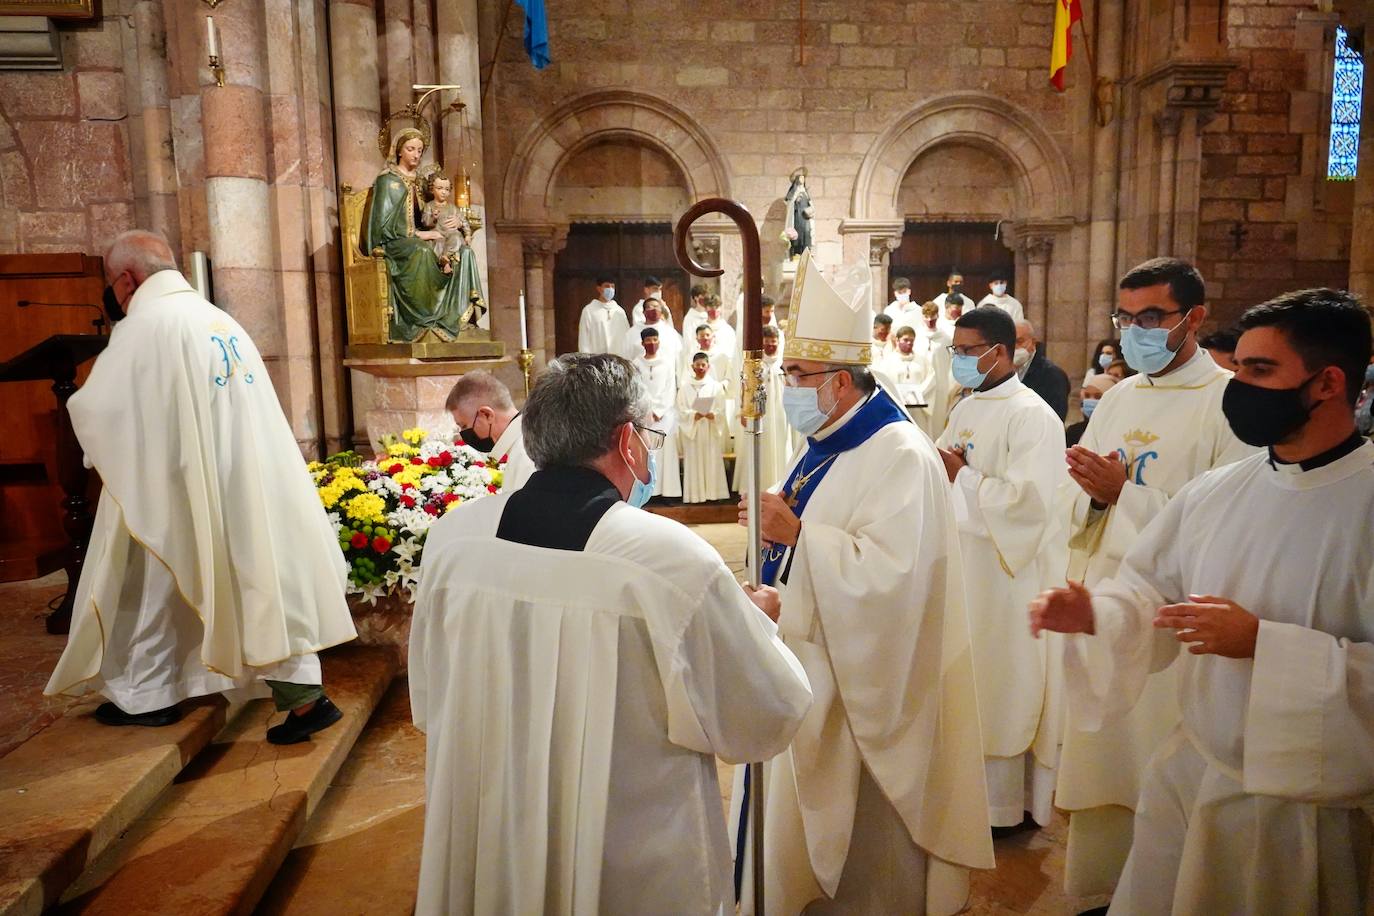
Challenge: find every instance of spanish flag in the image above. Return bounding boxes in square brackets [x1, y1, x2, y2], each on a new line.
[1050, 0, 1083, 91]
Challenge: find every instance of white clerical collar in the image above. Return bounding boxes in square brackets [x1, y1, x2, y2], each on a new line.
[1267, 437, 1374, 490]
[812, 392, 868, 443]
[973, 372, 1023, 399]
[128, 269, 195, 313]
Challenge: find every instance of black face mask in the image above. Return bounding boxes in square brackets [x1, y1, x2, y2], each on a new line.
[1221, 374, 1320, 447]
[459, 421, 496, 454]
[102, 285, 126, 323]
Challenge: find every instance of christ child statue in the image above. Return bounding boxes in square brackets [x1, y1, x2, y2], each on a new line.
[421, 172, 467, 274]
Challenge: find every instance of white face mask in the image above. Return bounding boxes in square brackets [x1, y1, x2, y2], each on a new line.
[1013, 347, 1031, 368]
[991, 282, 1007, 296]
[896, 291, 911, 303]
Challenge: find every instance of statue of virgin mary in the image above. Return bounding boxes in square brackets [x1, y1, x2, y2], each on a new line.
[782, 167, 813, 260]
[360, 127, 474, 342]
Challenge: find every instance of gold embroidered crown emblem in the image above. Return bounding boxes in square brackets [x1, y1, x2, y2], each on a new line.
[1123, 429, 1160, 447]
[958, 429, 974, 441]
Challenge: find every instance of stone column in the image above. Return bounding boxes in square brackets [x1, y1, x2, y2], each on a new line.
[130, 0, 181, 254]
[1155, 111, 1181, 255]
[1022, 236, 1053, 332]
[838, 219, 904, 314]
[199, 2, 285, 390]
[521, 233, 555, 368]
[1086, 0, 1125, 345]
[381, 0, 415, 118]
[1349, 27, 1374, 302]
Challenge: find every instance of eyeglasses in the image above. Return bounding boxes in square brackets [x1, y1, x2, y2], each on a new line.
[633, 424, 668, 450]
[784, 368, 838, 388]
[947, 343, 996, 357]
[1111, 308, 1187, 331]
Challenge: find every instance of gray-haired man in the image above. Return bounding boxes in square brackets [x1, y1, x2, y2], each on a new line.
[445, 370, 533, 492]
[408, 353, 812, 915]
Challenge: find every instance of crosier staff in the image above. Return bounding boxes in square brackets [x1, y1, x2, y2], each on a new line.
[674, 198, 766, 912]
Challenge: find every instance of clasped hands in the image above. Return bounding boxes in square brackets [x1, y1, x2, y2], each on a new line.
[1066, 445, 1128, 506]
[1029, 581, 1260, 658]
[737, 491, 802, 550]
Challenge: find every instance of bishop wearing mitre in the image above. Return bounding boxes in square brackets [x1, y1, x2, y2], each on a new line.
[409, 353, 811, 914]
[45, 231, 357, 745]
[736, 251, 993, 914]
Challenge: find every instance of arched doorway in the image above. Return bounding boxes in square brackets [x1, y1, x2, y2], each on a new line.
[549, 137, 693, 354]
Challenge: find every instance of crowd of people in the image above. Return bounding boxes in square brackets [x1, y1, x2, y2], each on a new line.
[50, 228, 1374, 915]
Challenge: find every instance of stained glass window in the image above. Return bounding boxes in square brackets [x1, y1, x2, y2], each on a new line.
[1328, 25, 1363, 180]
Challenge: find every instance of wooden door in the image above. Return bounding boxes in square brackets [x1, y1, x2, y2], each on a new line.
[888, 221, 1016, 306]
[553, 222, 689, 356]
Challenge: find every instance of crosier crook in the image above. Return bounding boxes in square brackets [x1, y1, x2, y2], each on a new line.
[674, 197, 767, 912]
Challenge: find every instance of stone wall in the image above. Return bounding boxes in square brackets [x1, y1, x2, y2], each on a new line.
[0, 14, 137, 254]
[1196, 2, 1354, 327]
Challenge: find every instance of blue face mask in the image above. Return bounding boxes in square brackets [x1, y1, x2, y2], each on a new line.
[625, 433, 659, 508]
[1120, 317, 1187, 375]
[1081, 397, 1099, 418]
[1098, 352, 1113, 370]
[601, 287, 616, 301]
[782, 373, 838, 436]
[951, 351, 993, 390]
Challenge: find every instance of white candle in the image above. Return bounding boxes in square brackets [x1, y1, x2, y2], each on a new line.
[518, 290, 528, 349]
[207, 17, 220, 58]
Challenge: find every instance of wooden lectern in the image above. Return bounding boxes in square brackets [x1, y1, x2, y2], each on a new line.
[0, 253, 107, 633]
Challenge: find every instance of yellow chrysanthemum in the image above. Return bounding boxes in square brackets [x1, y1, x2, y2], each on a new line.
[343, 492, 387, 524]
[489, 469, 503, 488]
[386, 443, 418, 458]
[318, 483, 344, 509]
[402, 427, 427, 445]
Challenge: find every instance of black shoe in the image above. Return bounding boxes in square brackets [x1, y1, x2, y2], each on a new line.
[95, 702, 183, 728]
[265, 695, 342, 745]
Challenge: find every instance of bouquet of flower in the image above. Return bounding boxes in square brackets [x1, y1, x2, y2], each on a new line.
[309, 426, 504, 602]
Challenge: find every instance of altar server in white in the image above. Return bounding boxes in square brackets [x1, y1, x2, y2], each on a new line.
[445, 370, 534, 493]
[46, 230, 357, 745]
[936, 307, 1067, 829]
[881, 324, 930, 410]
[684, 323, 734, 387]
[976, 272, 1024, 322]
[678, 352, 730, 503]
[884, 276, 922, 330]
[629, 275, 671, 326]
[1054, 257, 1258, 897]
[621, 296, 681, 367]
[732, 325, 798, 494]
[916, 303, 956, 439]
[703, 295, 738, 356]
[1033, 287, 1374, 915]
[737, 250, 993, 915]
[410, 353, 812, 915]
[577, 275, 629, 355]
[632, 328, 682, 498]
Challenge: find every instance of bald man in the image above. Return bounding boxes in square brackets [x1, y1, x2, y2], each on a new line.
[46, 230, 357, 744]
[1015, 319, 1070, 420]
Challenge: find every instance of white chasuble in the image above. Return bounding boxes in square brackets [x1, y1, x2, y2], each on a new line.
[633, 354, 682, 498]
[577, 299, 630, 355]
[1065, 443, 1374, 915]
[753, 416, 994, 915]
[1054, 348, 1258, 895]
[409, 494, 811, 916]
[937, 375, 1068, 827]
[677, 376, 730, 503]
[732, 355, 800, 495]
[46, 271, 356, 712]
[492, 414, 534, 493]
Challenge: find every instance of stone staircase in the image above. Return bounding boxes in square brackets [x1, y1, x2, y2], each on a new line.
[0, 645, 418, 916]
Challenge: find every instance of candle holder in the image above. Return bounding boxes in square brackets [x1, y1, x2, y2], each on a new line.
[517, 348, 535, 398]
[208, 54, 225, 88]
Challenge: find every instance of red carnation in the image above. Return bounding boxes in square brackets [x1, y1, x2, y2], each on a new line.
[499, 453, 510, 464]
[388, 462, 404, 475]
[372, 535, 392, 553]
[410, 457, 423, 465]
[427, 456, 442, 468]
[423, 504, 440, 516]
[400, 494, 415, 508]
[349, 531, 368, 549]
[442, 492, 459, 504]
[487, 484, 498, 494]
[439, 450, 453, 466]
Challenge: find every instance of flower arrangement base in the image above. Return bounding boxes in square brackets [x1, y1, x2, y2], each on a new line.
[347, 592, 415, 670]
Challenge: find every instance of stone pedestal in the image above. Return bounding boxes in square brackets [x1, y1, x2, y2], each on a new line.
[343, 341, 506, 453]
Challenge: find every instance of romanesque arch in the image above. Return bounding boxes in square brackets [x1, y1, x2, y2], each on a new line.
[502, 89, 732, 222]
[851, 92, 1073, 221]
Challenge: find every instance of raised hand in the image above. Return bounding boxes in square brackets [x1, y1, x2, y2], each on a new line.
[1029, 580, 1096, 637]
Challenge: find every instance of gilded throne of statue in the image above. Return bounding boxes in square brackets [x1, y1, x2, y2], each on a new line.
[340, 118, 488, 347]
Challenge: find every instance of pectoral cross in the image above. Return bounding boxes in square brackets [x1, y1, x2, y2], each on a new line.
[783, 486, 799, 509]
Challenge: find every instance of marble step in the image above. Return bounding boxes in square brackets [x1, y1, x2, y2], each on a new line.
[257, 678, 425, 916]
[55, 646, 398, 916]
[0, 695, 248, 916]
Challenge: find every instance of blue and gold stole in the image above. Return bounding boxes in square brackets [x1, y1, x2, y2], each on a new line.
[759, 387, 910, 586]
